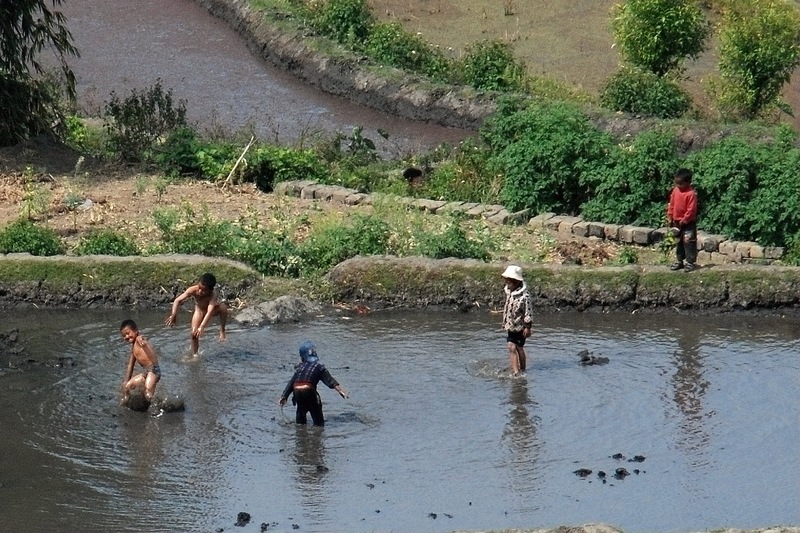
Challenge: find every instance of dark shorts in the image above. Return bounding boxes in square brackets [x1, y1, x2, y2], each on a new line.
[143, 364, 162, 378]
[507, 330, 526, 347]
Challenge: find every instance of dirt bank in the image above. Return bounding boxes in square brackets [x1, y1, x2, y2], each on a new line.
[327, 256, 800, 314]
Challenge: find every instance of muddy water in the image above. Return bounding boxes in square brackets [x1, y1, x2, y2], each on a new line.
[0, 308, 797, 532]
[56, 0, 469, 155]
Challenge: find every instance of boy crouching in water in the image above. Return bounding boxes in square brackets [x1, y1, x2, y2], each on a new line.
[120, 319, 161, 405]
[279, 341, 348, 427]
[165, 272, 229, 357]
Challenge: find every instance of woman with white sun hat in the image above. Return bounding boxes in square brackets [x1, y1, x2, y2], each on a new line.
[501, 265, 533, 377]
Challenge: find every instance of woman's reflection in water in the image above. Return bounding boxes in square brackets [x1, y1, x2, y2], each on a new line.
[502, 378, 541, 497]
[291, 424, 330, 517]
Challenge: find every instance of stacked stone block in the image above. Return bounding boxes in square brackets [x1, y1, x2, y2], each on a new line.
[273, 180, 784, 264]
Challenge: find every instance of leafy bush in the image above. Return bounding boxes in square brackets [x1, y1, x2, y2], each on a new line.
[73, 229, 139, 256]
[104, 80, 188, 162]
[600, 67, 691, 119]
[296, 213, 390, 274]
[580, 129, 679, 226]
[310, 0, 374, 46]
[234, 232, 300, 277]
[685, 127, 800, 246]
[364, 22, 451, 81]
[416, 214, 491, 261]
[242, 146, 326, 192]
[714, 0, 800, 119]
[612, 0, 709, 76]
[414, 138, 499, 204]
[0, 219, 65, 256]
[481, 100, 613, 214]
[457, 40, 528, 92]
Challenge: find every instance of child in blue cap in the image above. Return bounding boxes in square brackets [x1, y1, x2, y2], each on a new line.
[279, 341, 349, 426]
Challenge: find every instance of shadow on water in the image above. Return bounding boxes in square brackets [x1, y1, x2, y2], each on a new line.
[0, 308, 798, 532]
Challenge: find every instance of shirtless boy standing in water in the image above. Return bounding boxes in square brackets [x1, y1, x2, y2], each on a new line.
[164, 272, 228, 357]
[120, 319, 161, 404]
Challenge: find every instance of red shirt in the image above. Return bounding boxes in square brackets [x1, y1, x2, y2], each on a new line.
[667, 185, 698, 224]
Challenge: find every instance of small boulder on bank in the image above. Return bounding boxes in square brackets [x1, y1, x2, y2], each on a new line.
[234, 295, 321, 326]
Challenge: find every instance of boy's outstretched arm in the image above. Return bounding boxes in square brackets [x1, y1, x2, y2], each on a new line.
[165, 286, 196, 326]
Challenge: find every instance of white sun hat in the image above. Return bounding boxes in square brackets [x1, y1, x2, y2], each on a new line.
[501, 265, 524, 282]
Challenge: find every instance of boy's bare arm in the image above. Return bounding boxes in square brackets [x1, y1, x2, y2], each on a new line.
[165, 285, 197, 325]
[133, 336, 158, 367]
[123, 353, 135, 384]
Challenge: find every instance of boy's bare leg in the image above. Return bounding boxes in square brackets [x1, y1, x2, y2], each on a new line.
[518, 346, 527, 372]
[190, 310, 203, 356]
[507, 342, 520, 375]
[144, 373, 160, 402]
[217, 303, 228, 342]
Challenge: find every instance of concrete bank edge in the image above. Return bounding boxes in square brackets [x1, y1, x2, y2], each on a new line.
[327, 256, 800, 313]
[1, 254, 799, 313]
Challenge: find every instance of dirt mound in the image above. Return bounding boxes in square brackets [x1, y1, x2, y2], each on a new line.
[0, 134, 101, 175]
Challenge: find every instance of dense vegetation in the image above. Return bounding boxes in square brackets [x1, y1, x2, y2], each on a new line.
[2, 0, 800, 268]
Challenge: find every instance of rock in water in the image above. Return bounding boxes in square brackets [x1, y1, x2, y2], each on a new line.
[122, 389, 150, 412]
[156, 394, 186, 413]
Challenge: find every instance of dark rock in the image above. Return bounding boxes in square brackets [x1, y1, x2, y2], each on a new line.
[366, 483, 374, 489]
[292, 524, 299, 530]
[316, 464, 329, 472]
[260, 524, 269, 532]
[235, 512, 251, 527]
[612, 453, 625, 460]
[614, 468, 629, 479]
[579, 350, 609, 365]
[122, 389, 151, 412]
[629, 455, 646, 462]
[428, 513, 437, 519]
[597, 471, 606, 479]
[573, 468, 592, 477]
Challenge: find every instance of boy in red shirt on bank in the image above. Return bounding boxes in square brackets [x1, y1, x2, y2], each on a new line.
[667, 168, 699, 272]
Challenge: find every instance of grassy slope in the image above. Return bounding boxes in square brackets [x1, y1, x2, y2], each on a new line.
[370, 0, 800, 129]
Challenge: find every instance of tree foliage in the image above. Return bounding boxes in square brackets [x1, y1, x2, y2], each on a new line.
[715, 0, 800, 119]
[0, 0, 79, 146]
[612, 0, 709, 76]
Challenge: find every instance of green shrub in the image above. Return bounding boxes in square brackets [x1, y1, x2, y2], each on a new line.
[364, 22, 451, 81]
[104, 80, 188, 162]
[481, 100, 613, 214]
[242, 146, 326, 191]
[457, 40, 528, 92]
[685, 127, 800, 246]
[231, 231, 300, 277]
[0, 219, 65, 256]
[73, 229, 139, 256]
[580, 129, 679, 226]
[612, 0, 709, 76]
[297, 213, 390, 274]
[414, 138, 499, 204]
[416, 214, 491, 261]
[617, 246, 639, 265]
[600, 67, 691, 119]
[310, 0, 374, 46]
[714, 0, 800, 119]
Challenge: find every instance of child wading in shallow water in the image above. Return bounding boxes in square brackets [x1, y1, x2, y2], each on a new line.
[165, 272, 228, 356]
[119, 319, 161, 405]
[501, 265, 533, 377]
[279, 341, 348, 427]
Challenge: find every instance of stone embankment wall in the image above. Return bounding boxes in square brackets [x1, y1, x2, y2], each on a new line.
[274, 180, 786, 265]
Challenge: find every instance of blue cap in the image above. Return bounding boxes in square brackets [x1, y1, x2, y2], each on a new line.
[299, 341, 318, 362]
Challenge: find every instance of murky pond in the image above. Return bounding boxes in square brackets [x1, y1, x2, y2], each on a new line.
[1, 308, 797, 532]
[54, 0, 470, 156]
